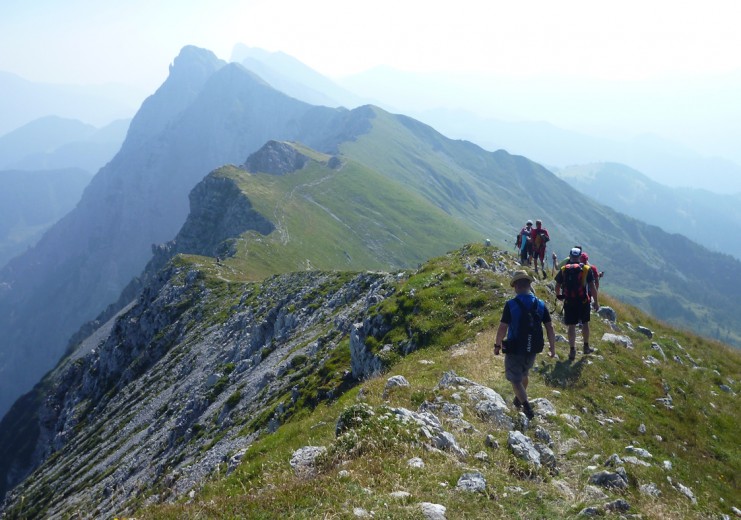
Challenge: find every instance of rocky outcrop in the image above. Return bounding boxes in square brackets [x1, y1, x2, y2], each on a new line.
[0, 266, 395, 517]
[244, 140, 310, 175]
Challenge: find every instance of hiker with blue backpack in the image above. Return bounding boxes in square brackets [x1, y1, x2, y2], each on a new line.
[494, 270, 556, 419]
[555, 247, 600, 361]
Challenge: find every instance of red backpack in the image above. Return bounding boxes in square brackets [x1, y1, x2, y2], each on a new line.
[561, 263, 590, 301]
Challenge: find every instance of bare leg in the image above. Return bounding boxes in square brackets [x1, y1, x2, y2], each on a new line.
[582, 322, 590, 345]
[511, 380, 528, 404]
[568, 325, 576, 350]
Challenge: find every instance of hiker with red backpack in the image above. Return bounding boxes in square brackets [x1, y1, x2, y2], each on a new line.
[494, 270, 556, 419]
[580, 251, 604, 296]
[515, 220, 534, 265]
[555, 248, 600, 361]
[530, 219, 550, 279]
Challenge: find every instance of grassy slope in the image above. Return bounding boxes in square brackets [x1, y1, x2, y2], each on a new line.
[333, 108, 741, 347]
[212, 148, 479, 280]
[141, 244, 740, 519]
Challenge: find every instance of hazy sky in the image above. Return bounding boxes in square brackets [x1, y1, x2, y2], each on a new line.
[2, 0, 740, 160]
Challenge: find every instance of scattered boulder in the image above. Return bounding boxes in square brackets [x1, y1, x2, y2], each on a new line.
[604, 453, 624, 467]
[508, 431, 541, 468]
[456, 472, 487, 493]
[597, 306, 617, 322]
[662, 460, 673, 471]
[625, 445, 652, 458]
[408, 457, 425, 469]
[651, 343, 667, 359]
[475, 399, 514, 430]
[623, 456, 651, 467]
[668, 476, 697, 504]
[558, 438, 582, 455]
[636, 326, 653, 338]
[389, 491, 411, 500]
[588, 468, 628, 489]
[605, 499, 631, 512]
[552, 479, 575, 499]
[638, 423, 647, 434]
[474, 451, 489, 462]
[578, 506, 601, 517]
[383, 375, 410, 397]
[530, 397, 557, 417]
[639, 482, 662, 497]
[353, 507, 371, 518]
[289, 446, 327, 478]
[601, 333, 633, 348]
[534, 425, 553, 446]
[475, 257, 490, 269]
[535, 442, 558, 472]
[419, 502, 447, 520]
[584, 485, 609, 500]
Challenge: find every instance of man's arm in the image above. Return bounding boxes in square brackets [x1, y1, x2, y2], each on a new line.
[555, 282, 563, 299]
[544, 321, 556, 357]
[494, 322, 508, 355]
[588, 280, 599, 310]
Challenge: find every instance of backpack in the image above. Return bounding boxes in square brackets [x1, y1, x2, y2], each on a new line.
[533, 229, 549, 249]
[561, 263, 590, 301]
[503, 297, 545, 355]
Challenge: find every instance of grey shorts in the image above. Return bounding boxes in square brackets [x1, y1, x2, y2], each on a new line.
[505, 353, 537, 383]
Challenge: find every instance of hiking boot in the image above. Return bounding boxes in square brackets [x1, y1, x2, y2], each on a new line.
[522, 401, 535, 420]
[513, 396, 523, 410]
[568, 347, 576, 361]
[583, 345, 595, 355]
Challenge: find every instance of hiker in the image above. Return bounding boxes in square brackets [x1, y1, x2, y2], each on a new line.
[557, 245, 582, 270]
[494, 270, 556, 419]
[555, 248, 600, 361]
[530, 219, 550, 279]
[515, 220, 533, 265]
[580, 252, 604, 293]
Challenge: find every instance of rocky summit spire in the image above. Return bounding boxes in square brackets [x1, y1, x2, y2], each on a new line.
[124, 46, 225, 148]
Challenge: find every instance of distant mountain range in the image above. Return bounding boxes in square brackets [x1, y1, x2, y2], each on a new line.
[0, 115, 130, 173]
[230, 50, 741, 194]
[1, 44, 739, 423]
[556, 162, 741, 261]
[0, 70, 142, 135]
[0, 168, 92, 267]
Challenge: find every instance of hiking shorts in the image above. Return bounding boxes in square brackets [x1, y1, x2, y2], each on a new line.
[505, 353, 537, 383]
[564, 299, 591, 325]
[533, 247, 546, 261]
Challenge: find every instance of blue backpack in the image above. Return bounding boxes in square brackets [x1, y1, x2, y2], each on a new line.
[503, 297, 545, 355]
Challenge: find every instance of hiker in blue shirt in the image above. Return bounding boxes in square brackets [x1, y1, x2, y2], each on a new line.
[494, 270, 556, 419]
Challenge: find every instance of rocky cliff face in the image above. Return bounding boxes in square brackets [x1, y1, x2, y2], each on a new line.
[0, 46, 353, 418]
[0, 260, 396, 517]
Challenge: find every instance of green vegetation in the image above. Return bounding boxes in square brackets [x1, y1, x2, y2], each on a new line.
[140, 243, 741, 519]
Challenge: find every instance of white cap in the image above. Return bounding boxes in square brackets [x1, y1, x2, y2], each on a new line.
[570, 247, 581, 257]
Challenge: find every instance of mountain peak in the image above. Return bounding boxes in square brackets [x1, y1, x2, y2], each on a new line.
[244, 140, 310, 175]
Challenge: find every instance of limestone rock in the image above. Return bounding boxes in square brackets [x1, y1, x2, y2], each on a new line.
[639, 482, 662, 497]
[584, 485, 609, 500]
[508, 430, 541, 468]
[383, 375, 410, 397]
[407, 457, 425, 469]
[625, 445, 652, 458]
[530, 397, 557, 417]
[589, 468, 628, 489]
[597, 306, 617, 322]
[289, 446, 326, 478]
[668, 476, 697, 504]
[636, 325, 653, 338]
[456, 471, 486, 493]
[601, 333, 633, 348]
[419, 502, 447, 520]
[605, 499, 631, 512]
